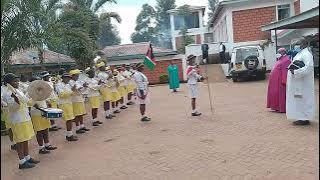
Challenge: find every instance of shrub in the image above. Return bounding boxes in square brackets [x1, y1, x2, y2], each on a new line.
[159, 74, 169, 83]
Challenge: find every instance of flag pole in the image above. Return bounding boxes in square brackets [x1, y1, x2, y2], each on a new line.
[204, 58, 214, 115]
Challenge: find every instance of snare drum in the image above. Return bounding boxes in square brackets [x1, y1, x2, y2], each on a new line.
[41, 108, 63, 119]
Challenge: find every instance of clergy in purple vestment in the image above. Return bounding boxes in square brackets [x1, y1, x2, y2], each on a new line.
[267, 48, 291, 113]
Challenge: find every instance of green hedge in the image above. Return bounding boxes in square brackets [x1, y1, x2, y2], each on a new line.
[159, 74, 169, 83]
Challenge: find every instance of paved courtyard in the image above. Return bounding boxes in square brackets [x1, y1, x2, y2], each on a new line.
[1, 78, 319, 180]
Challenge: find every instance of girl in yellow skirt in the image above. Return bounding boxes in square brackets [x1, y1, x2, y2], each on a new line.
[116, 66, 128, 110]
[55, 73, 78, 141]
[110, 70, 122, 114]
[2, 73, 39, 169]
[123, 65, 135, 105]
[87, 69, 103, 126]
[96, 63, 113, 119]
[41, 71, 62, 131]
[1, 85, 17, 150]
[29, 77, 57, 154]
[69, 69, 91, 133]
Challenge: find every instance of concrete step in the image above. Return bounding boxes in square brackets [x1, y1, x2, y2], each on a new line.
[200, 64, 227, 83]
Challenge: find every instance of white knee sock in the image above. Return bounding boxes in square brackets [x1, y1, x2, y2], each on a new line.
[19, 158, 26, 165]
[66, 131, 73, 137]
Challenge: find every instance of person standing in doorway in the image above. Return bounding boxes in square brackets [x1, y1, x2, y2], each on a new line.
[286, 39, 315, 126]
[167, 61, 180, 92]
[219, 42, 226, 64]
[267, 48, 291, 113]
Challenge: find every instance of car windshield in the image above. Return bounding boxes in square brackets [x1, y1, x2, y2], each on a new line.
[235, 47, 259, 63]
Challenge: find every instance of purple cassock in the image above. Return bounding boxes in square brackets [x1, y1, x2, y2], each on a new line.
[267, 55, 291, 113]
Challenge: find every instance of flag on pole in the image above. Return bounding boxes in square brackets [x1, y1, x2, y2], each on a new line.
[143, 43, 156, 71]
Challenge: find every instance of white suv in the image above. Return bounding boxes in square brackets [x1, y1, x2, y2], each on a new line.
[229, 45, 267, 82]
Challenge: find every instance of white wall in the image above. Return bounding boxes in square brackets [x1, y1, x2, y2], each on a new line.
[300, 0, 319, 13]
[169, 9, 208, 51]
[185, 40, 277, 71]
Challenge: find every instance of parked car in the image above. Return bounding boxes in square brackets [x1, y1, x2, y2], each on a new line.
[229, 45, 267, 82]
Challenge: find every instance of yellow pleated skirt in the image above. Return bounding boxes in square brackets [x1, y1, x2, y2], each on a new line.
[118, 86, 127, 97]
[1, 109, 10, 129]
[89, 96, 101, 109]
[72, 102, 86, 116]
[31, 115, 50, 132]
[126, 84, 134, 94]
[11, 121, 35, 143]
[110, 91, 121, 102]
[50, 100, 58, 108]
[100, 87, 112, 102]
[58, 103, 74, 121]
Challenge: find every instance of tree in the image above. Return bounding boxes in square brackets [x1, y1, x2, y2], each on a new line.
[1, 0, 35, 74]
[208, 0, 218, 18]
[98, 12, 121, 48]
[131, 4, 158, 44]
[155, 0, 176, 49]
[177, 28, 194, 54]
[47, 0, 118, 69]
[176, 5, 194, 54]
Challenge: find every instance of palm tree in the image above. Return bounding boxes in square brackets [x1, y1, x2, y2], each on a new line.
[1, 0, 34, 74]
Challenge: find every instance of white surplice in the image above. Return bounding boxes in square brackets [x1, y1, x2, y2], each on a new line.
[286, 47, 315, 121]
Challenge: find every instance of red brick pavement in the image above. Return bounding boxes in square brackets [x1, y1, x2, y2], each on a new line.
[1, 80, 319, 180]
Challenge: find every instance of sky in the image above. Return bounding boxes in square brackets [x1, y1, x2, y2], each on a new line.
[103, 0, 209, 44]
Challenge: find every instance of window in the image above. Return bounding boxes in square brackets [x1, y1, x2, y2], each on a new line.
[174, 12, 200, 30]
[204, 33, 213, 43]
[235, 48, 259, 63]
[277, 4, 291, 20]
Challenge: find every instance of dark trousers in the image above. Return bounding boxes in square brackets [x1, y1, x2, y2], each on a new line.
[219, 52, 226, 63]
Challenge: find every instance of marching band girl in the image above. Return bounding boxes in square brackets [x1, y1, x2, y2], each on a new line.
[2, 73, 40, 169]
[69, 69, 91, 133]
[96, 62, 114, 119]
[111, 69, 122, 114]
[29, 77, 57, 154]
[86, 69, 103, 126]
[41, 71, 62, 131]
[55, 73, 78, 141]
[116, 66, 128, 110]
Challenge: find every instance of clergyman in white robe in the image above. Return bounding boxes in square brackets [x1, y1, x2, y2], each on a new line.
[286, 42, 315, 125]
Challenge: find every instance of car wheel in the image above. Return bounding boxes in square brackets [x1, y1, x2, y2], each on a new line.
[232, 76, 238, 82]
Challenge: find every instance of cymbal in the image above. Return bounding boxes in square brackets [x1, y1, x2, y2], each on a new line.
[27, 80, 53, 101]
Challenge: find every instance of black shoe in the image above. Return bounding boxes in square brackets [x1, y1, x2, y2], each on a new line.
[19, 161, 35, 169]
[293, 120, 310, 126]
[49, 127, 59, 132]
[141, 117, 151, 122]
[92, 122, 100, 126]
[76, 129, 86, 134]
[173, 89, 178, 92]
[127, 102, 134, 105]
[11, 144, 17, 151]
[111, 114, 116, 117]
[66, 135, 78, 141]
[28, 158, 40, 164]
[114, 110, 121, 114]
[39, 148, 50, 154]
[81, 127, 90, 131]
[106, 115, 113, 119]
[120, 106, 128, 110]
[45, 145, 57, 151]
[192, 112, 202, 116]
[97, 121, 103, 124]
